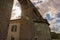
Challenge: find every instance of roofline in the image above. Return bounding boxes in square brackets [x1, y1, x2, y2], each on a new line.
[33, 19, 50, 25]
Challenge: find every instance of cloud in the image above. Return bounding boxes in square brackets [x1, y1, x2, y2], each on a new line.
[56, 12, 60, 18]
[10, 0, 21, 20]
[30, 0, 38, 2]
[45, 13, 54, 21]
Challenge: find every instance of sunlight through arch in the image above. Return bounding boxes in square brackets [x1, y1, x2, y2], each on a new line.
[10, 0, 21, 20]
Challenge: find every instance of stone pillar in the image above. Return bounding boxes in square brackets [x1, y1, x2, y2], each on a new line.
[18, 0, 35, 40]
[0, 0, 13, 40]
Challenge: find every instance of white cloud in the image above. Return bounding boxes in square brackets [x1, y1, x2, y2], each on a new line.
[30, 0, 38, 2]
[47, 7, 57, 18]
[10, 0, 21, 20]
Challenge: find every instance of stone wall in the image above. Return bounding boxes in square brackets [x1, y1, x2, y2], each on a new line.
[7, 19, 21, 40]
[0, 0, 13, 40]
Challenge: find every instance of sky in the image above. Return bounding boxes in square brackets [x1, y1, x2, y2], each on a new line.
[10, 0, 60, 33]
[10, 0, 21, 20]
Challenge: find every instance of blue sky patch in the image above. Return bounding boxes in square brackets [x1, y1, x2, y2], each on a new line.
[45, 14, 54, 21]
[32, 0, 43, 5]
[56, 12, 60, 18]
[55, 20, 60, 23]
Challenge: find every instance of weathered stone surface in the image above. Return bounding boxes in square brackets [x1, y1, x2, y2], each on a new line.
[0, 0, 13, 40]
[18, 0, 51, 40]
[7, 19, 21, 40]
[18, 0, 38, 40]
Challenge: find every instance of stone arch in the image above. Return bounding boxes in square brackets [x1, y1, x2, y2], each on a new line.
[0, 0, 35, 40]
[0, 0, 51, 40]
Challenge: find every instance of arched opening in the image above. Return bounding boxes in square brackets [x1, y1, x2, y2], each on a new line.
[7, 0, 21, 40]
[10, 0, 21, 20]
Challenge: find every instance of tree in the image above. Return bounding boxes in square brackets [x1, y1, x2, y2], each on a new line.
[51, 32, 59, 39]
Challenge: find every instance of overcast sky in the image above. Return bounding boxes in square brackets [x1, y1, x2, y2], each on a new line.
[10, 0, 60, 33]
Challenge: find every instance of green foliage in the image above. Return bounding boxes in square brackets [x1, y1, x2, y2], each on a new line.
[51, 32, 60, 39]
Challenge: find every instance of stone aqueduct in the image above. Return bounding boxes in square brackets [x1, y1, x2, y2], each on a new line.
[0, 0, 51, 40]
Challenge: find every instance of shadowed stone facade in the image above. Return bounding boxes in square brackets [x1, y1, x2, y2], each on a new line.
[7, 19, 51, 40]
[0, 0, 13, 40]
[18, 0, 51, 40]
[34, 20, 51, 40]
[18, 0, 43, 40]
[7, 19, 21, 40]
